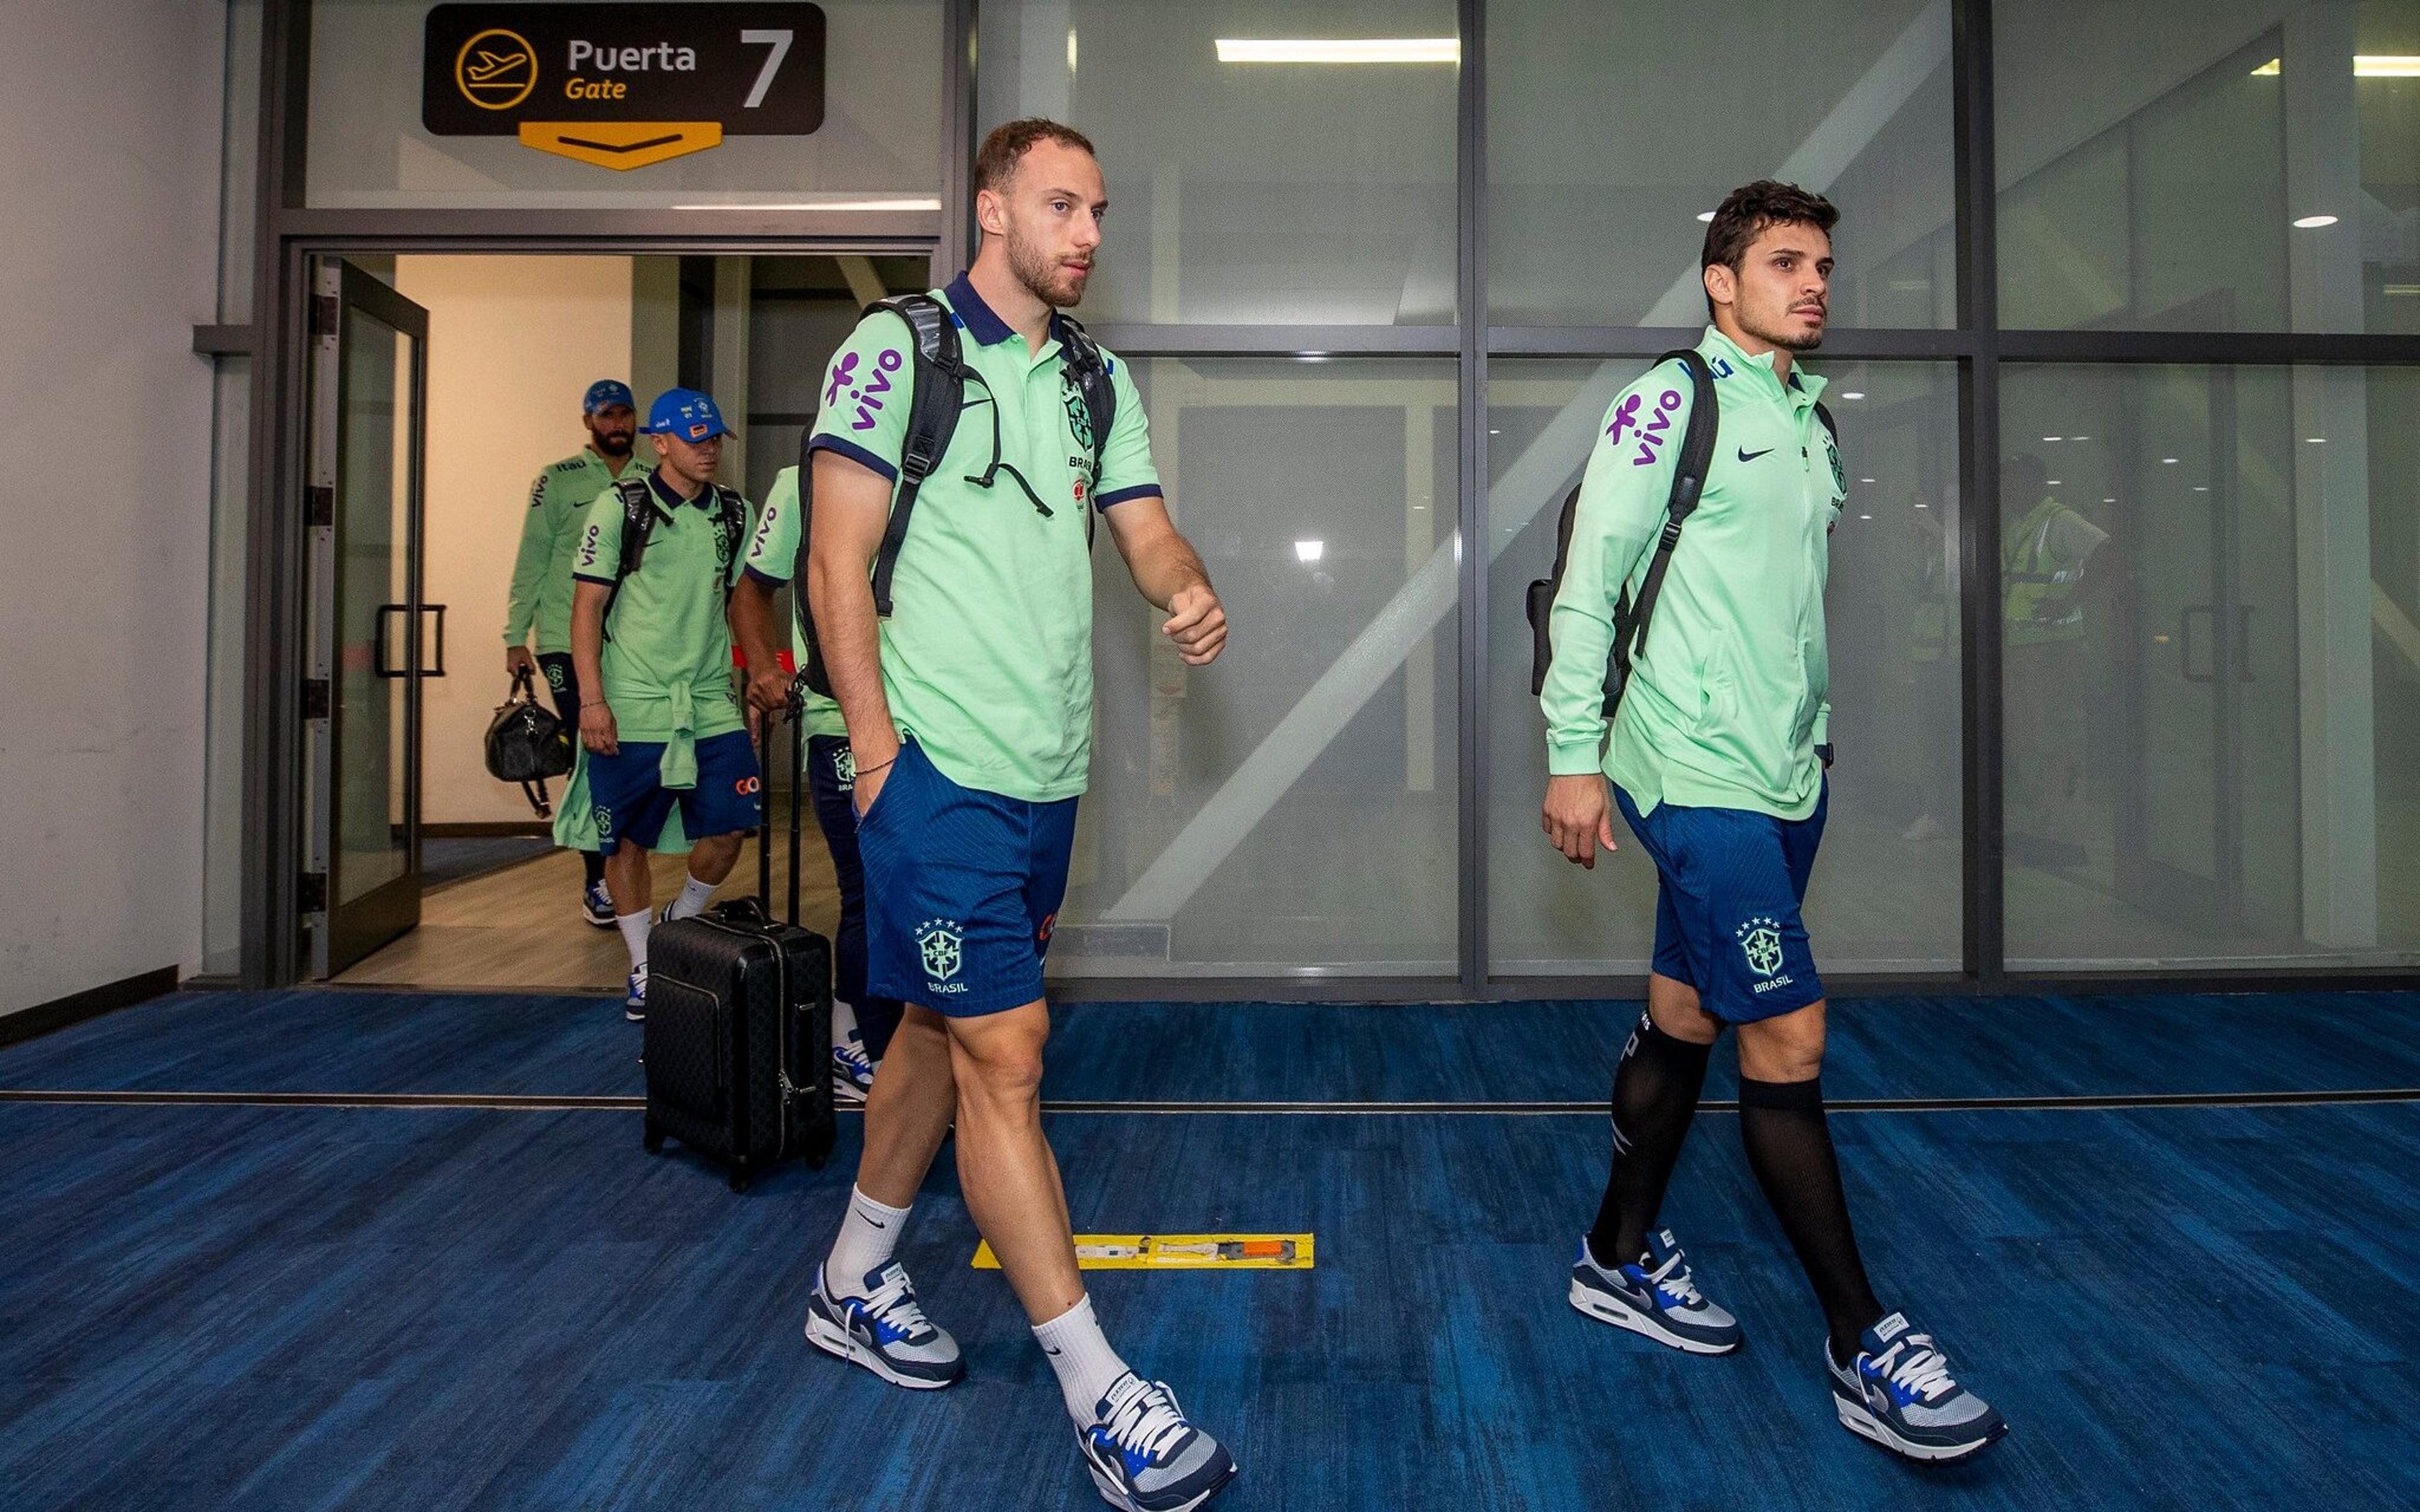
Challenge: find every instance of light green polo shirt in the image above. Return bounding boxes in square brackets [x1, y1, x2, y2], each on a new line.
[504, 443, 651, 655]
[806, 274, 1161, 802]
[739, 464, 848, 739]
[569, 469, 749, 744]
[1542, 326, 1846, 820]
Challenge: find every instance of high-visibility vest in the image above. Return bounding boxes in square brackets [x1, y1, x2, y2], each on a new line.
[2002, 495, 2093, 646]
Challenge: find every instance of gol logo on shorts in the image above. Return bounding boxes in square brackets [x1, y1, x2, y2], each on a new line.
[735, 775, 762, 796]
[455, 28, 538, 112]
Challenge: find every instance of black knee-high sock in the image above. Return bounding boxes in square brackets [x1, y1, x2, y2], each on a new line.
[1737, 1075, 1884, 1362]
[1586, 1011, 1715, 1269]
[582, 849, 607, 888]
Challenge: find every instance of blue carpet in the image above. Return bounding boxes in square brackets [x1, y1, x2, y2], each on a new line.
[1, 989, 2417, 1509]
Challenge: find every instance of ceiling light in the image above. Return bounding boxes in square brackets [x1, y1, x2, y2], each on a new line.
[1294, 539, 1325, 563]
[2043, 435, 2063, 442]
[2162, 457, 2179, 464]
[1696, 211, 1715, 222]
[2192, 486, 2210, 492]
[1217, 38, 1460, 64]
[2387, 285, 2420, 297]
[2071, 434, 2090, 441]
[1840, 391, 1865, 399]
[2307, 436, 2327, 443]
[2252, 58, 2281, 75]
[1858, 513, 1873, 520]
[2293, 214, 2340, 229]
[1915, 502, 1929, 509]
[2048, 479, 2063, 486]
[1859, 477, 1877, 484]
[2102, 498, 2115, 503]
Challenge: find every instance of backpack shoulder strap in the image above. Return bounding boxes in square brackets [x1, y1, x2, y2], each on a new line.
[1608, 349, 1719, 710]
[611, 475, 656, 583]
[1054, 312, 1117, 468]
[867, 292, 968, 617]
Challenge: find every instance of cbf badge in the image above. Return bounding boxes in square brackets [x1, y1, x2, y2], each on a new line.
[917, 919, 967, 993]
[1736, 916, 1786, 978]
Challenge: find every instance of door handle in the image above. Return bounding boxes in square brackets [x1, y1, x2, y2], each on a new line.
[420, 603, 448, 679]
[374, 604, 410, 679]
[2179, 604, 2215, 684]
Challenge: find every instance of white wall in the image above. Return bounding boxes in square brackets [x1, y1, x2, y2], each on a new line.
[0, 1, 226, 1015]
[393, 255, 638, 825]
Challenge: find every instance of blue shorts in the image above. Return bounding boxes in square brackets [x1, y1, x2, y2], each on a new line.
[1613, 781, 1828, 1024]
[858, 739, 1076, 1018]
[587, 728, 762, 852]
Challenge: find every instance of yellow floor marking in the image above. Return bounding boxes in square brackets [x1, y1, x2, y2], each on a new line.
[972, 1234, 1315, 1271]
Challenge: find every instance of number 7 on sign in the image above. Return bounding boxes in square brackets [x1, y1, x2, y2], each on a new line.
[740, 29, 793, 108]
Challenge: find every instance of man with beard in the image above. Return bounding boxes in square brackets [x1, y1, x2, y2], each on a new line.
[504, 379, 650, 925]
[795, 118, 1236, 1511]
[1540, 181, 2007, 1463]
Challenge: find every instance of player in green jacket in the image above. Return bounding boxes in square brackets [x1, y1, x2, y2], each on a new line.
[1542, 180, 2005, 1464]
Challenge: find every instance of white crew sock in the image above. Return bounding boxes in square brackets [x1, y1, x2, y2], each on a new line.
[667, 872, 717, 920]
[615, 910, 652, 971]
[1033, 1294, 1132, 1425]
[833, 997, 861, 1052]
[825, 1186, 909, 1297]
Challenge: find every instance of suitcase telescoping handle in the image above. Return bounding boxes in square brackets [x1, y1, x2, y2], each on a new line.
[754, 685, 805, 928]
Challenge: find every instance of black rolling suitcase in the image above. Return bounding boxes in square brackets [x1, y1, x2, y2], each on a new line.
[642, 702, 836, 1191]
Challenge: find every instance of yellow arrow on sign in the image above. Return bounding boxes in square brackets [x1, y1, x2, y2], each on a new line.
[517, 120, 723, 171]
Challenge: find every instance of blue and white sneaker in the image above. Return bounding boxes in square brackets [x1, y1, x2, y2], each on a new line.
[581, 879, 616, 927]
[1828, 1312, 2008, 1462]
[832, 1034, 876, 1104]
[804, 1261, 964, 1390]
[624, 964, 647, 1022]
[1569, 1228, 1742, 1354]
[1078, 1373, 1237, 1512]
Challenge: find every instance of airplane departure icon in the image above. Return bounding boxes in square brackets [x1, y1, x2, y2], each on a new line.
[465, 50, 529, 84]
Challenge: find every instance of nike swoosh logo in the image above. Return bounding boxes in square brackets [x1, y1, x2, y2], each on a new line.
[1045, 1345, 1063, 1356]
[1737, 447, 1773, 462]
[866, 1219, 887, 1229]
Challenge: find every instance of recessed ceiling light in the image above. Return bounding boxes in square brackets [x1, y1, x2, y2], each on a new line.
[2071, 434, 2090, 441]
[2192, 486, 2209, 492]
[2306, 436, 2327, 444]
[1696, 211, 1715, 222]
[2043, 435, 2062, 442]
[1840, 391, 1865, 400]
[1858, 513, 1873, 520]
[1859, 477, 1877, 484]
[2293, 214, 2339, 229]
[2101, 498, 2115, 503]
[2047, 479, 2063, 486]
[1294, 539, 1324, 563]
[1914, 502, 1929, 509]
[2162, 457, 2180, 464]
[1217, 38, 1459, 63]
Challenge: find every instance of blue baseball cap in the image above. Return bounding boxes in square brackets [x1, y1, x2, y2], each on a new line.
[582, 379, 635, 414]
[645, 387, 730, 443]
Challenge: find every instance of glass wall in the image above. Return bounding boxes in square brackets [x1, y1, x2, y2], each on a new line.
[2002, 364, 2419, 968]
[1997, 0, 2419, 333]
[1489, 0, 1958, 328]
[1062, 358, 1462, 975]
[976, 0, 1458, 324]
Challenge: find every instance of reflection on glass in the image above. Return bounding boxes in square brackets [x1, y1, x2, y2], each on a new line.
[977, 0, 1458, 324]
[1486, 358, 1964, 975]
[2002, 364, 2417, 967]
[1487, 0, 1957, 327]
[1059, 358, 1460, 974]
[335, 310, 413, 906]
[1997, 0, 2417, 333]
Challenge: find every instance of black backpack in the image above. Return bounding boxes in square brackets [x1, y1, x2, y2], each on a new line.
[1525, 349, 1836, 718]
[601, 474, 749, 636]
[789, 293, 1117, 697]
[483, 665, 575, 815]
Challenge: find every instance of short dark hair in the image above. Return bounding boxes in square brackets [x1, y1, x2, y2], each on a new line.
[973, 117, 1098, 198]
[1701, 180, 1839, 319]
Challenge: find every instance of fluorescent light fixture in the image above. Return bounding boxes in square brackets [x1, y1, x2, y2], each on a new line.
[2102, 498, 2116, 503]
[2048, 479, 2063, 486]
[1840, 391, 1865, 400]
[2307, 436, 2327, 444]
[1914, 502, 1929, 509]
[2071, 434, 2090, 441]
[2162, 457, 2180, 464]
[2293, 214, 2340, 229]
[1696, 210, 1716, 222]
[1859, 477, 1877, 484]
[672, 198, 943, 211]
[1294, 539, 1325, 563]
[1217, 38, 1460, 64]
[1069, 28, 1080, 72]
[2252, 55, 2420, 76]
[2043, 435, 2063, 442]
[2192, 485, 2210, 493]
[1858, 513, 1874, 520]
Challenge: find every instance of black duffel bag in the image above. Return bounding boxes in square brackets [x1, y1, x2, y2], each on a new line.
[483, 666, 575, 816]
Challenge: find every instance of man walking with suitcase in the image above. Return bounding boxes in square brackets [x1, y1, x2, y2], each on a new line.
[565, 388, 760, 1020]
[1540, 181, 2007, 1463]
[732, 464, 902, 1102]
[797, 119, 1237, 1511]
[504, 379, 650, 925]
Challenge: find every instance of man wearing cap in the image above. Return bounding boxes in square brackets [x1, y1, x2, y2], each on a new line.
[504, 379, 651, 925]
[565, 387, 759, 1019]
